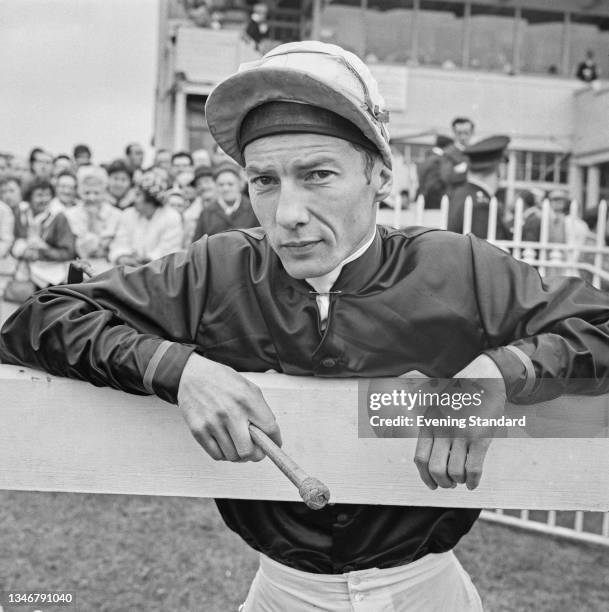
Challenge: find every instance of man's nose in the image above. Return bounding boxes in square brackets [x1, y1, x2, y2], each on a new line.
[275, 182, 310, 229]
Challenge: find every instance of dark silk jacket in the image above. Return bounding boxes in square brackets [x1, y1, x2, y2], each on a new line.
[2, 225, 609, 573]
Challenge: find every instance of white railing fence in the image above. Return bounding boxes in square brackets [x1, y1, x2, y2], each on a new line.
[378, 196, 609, 290]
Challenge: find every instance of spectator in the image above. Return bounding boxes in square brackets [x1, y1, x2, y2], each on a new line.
[0, 176, 24, 212]
[520, 189, 542, 242]
[192, 148, 212, 168]
[8, 157, 31, 184]
[125, 142, 145, 170]
[442, 117, 475, 190]
[65, 167, 122, 265]
[165, 188, 189, 215]
[13, 177, 76, 288]
[30, 148, 53, 180]
[245, 2, 270, 50]
[52, 154, 74, 180]
[171, 151, 194, 180]
[399, 189, 410, 211]
[109, 169, 184, 265]
[547, 189, 589, 246]
[106, 159, 136, 209]
[576, 50, 599, 84]
[154, 148, 172, 173]
[0, 197, 14, 259]
[174, 170, 197, 204]
[193, 163, 258, 239]
[183, 165, 215, 245]
[416, 134, 453, 209]
[447, 135, 510, 239]
[52, 171, 78, 211]
[73, 144, 92, 168]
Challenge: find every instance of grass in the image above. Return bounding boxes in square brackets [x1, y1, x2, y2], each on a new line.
[1, 492, 608, 612]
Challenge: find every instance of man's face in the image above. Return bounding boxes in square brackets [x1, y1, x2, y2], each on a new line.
[53, 157, 73, 177]
[32, 152, 53, 178]
[453, 122, 474, 148]
[216, 171, 241, 204]
[56, 175, 77, 206]
[167, 193, 188, 214]
[244, 133, 388, 279]
[134, 188, 157, 220]
[194, 175, 216, 201]
[9, 157, 30, 182]
[172, 155, 193, 177]
[154, 150, 171, 172]
[75, 153, 91, 167]
[79, 182, 105, 208]
[108, 171, 131, 199]
[128, 145, 144, 169]
[29, 187, 53, 215]
[550, 196, 568, 214]
[1, 180, 22, 207]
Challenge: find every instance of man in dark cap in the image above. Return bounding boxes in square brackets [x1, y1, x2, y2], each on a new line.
[416, 134, 453, 209]
[2, 42, 609, 610]
[192, 163, 258, 240]
[447, 135, 511, 239]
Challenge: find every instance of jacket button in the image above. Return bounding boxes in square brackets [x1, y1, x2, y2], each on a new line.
[336, 512, 350, 524]
[321, 357, 337, 368]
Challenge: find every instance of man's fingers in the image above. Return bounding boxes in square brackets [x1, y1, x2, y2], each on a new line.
[212, 427, 242, 462]
[427, 437, 454, 488]
[413, 434, 436, 490]
[465, 440, 491, 490]
[447, 438, 468, 484]
[226, 420, 266, 462]
[191, 428, 225, 461]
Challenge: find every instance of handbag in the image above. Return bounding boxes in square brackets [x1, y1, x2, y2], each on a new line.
[3, 260, 37, 304]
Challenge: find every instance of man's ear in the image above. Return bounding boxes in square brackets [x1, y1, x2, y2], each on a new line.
[373, 166, 393, 203]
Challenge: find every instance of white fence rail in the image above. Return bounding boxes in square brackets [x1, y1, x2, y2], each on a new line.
[378, 196, 609, 289]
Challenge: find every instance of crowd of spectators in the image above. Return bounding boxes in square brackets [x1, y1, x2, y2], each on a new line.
[0, 142, 258, 298]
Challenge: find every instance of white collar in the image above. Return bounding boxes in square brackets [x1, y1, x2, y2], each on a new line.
[306, 230, 376, 294]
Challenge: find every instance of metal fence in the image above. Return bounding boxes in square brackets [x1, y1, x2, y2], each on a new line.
[379, 195, 609, 546]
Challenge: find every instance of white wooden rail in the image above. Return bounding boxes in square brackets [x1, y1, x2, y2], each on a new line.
[1, 365, 609, 511]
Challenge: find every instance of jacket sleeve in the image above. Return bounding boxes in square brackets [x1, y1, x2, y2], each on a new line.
[467, 235, 609, 403]
[0, 239, 213, 404]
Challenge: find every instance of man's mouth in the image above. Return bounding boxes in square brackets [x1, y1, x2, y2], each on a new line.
[281, 239, 321, 248]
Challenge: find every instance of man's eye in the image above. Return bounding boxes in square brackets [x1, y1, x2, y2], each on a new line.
[251, 176, 276, 187]
[307, 170, 334, 181]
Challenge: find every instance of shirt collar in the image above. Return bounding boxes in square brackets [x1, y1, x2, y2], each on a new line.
[305, 229, 377, 294]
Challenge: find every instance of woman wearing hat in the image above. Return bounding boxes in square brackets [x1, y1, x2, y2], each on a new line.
[108, 169, 184, 266]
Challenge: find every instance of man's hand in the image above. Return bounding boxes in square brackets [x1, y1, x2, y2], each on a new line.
[414, 354, 506, 491]
[177, 354, 282, 462]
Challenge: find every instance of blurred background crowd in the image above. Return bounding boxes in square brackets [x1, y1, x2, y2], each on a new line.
[0, 143, 258, 293]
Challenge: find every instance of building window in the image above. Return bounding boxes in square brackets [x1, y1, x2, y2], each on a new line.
[570, 13, 609, 80]
[518, 9, 565, 75]
[186, 94, 214, 152]
[319, 0, 365, 57]
[514, 151, 570, 185]
[418, 1, 466, 68]
[468, 3, 515, 73]
[363, 0, 415, 63]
